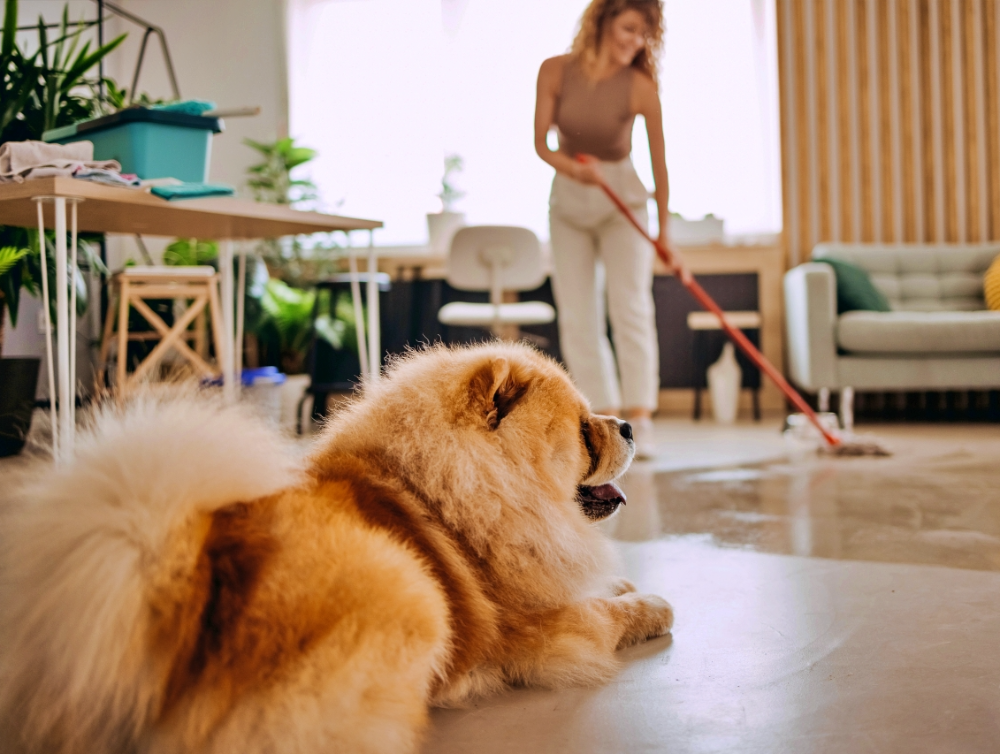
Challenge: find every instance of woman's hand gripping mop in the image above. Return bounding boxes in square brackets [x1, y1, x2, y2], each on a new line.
[576, 155, 889, 457]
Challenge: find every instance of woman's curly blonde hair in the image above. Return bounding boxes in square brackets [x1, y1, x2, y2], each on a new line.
[570, 0, 664, 82]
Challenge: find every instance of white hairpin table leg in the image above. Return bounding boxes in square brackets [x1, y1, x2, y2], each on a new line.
[69, 200, 78, 448]
[54, 198, 72, 458]
[366, 230, 379, 383]
[347, 233, 369, 379]
[235, 245, 246, 387]
[35, 200, 58, 462]
[220, 239, 236, 404]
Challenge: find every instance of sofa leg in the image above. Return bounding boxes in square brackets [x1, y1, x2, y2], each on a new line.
[840, 387, 855, 433]
[818, 388, 830, 413]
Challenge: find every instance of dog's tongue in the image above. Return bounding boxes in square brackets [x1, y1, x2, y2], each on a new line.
[583, 482, 626, 504]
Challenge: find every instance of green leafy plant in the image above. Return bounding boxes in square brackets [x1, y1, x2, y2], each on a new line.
[253, 279, 358, 374]
[1, 1, 125, 145]
[314, 290, 359, 353]
[438, 153, 464, 212]
[245, 136, 318, 207]
[163, 238, 219, 267]
[241, 136, 360, 373]
[243, 136, 345, 286]
[0, 228, 106, 354]
[0, 0, 122, 354]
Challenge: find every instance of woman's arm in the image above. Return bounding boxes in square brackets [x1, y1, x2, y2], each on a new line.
[634, 73, 670, 242]
[535, 56, 603, 185]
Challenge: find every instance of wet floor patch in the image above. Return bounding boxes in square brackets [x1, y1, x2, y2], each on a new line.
[609, 453, 1000, 572]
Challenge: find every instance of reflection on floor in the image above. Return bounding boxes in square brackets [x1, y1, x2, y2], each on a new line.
[611, 423, 1000, 572]
[426, 420, 1000, 754]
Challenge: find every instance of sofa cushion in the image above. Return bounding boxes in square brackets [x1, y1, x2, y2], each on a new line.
[985, 254, 1000, 311]
[818, 258, 891, 313]
[813, 243, 999, 311]
[837, 311, 1000, 353]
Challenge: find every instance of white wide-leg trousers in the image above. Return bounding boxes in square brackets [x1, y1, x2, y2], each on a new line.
[548, 158, 660, 412]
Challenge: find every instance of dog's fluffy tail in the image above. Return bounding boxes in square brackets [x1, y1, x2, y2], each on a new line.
[0, 392, 301, 754]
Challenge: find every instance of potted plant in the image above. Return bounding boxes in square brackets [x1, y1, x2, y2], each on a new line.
[0, 232, 105, 455]
[0, 244, 39, 456]
[253, 279, 358, 376]
[427, 153, 466, 253]
[241, 136, 363, 425]
[0, 0, 122, 455]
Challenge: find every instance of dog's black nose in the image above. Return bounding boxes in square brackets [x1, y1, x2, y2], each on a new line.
[619, 421, 633, 442]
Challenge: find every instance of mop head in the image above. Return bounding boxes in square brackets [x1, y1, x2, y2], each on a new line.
[821, 433, 892, 457]
[783, 413, 892, 457]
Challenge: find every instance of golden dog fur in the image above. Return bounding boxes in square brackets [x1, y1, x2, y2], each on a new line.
[0, 342, 673, 754]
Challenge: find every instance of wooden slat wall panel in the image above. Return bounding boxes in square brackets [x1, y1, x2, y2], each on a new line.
[778, 0, 1000, 265]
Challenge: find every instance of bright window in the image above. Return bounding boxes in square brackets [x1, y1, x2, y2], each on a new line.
[288, 0, 781, 245]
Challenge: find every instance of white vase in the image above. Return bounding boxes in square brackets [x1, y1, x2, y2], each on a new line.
[707, 342, 741, 424]
[280, 373, 312, 433]
[668, 215, 725, 246]
[426, 211, 465, 254]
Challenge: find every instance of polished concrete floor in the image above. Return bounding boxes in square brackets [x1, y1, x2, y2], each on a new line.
[425, 421, 1000, 754]
[3, 418, 999, 752]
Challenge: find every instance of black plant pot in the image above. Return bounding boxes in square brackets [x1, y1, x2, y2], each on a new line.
[0, 357, 41, 457]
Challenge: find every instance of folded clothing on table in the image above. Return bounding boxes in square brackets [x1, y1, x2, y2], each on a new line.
[72, 167, 140, 186]
[0, 139, 122, 182]
[150, 182, 235, 200]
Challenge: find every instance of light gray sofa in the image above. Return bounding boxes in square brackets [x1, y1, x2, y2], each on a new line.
[784, 243, 1000, 425]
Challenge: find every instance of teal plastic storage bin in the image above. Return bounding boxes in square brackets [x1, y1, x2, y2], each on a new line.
[43, 109, 223, 182]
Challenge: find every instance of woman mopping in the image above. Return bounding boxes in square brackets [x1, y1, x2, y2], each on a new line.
[535, 0, 668, 457]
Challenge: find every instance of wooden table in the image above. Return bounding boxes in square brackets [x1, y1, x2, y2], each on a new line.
[0, 177, 382, 460]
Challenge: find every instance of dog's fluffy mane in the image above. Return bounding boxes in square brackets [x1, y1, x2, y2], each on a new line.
[313, 343, 619, 600]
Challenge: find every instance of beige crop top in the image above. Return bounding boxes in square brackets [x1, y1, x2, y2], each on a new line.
[554, 58, 635, 162]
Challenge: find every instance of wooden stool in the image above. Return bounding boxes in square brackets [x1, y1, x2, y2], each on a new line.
[98, 266, 225, 389]
[686, 310, 763, 422]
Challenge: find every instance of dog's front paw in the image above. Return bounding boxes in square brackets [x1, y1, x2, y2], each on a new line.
[615, 592, 674, 649]
[610, 577, 637, 596]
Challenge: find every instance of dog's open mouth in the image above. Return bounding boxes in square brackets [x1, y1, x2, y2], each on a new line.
[577, 482, 626, 521]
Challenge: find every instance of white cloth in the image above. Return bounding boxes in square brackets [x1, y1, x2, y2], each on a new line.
[0, 139, 121, 183]
[548, 157, 660, 412]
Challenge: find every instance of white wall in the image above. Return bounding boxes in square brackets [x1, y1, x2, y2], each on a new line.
[108, 0, 289, 192]
[100, 0, 291, 268]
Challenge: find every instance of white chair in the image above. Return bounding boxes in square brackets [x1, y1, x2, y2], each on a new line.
[437, 226, 556, 338]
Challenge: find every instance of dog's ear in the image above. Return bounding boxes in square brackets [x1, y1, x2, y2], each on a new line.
[469, 358, 529, 430]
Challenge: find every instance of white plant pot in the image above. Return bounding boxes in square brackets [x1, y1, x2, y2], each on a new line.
[707, 342, 741, 424]
[668, 215, 725, 246]
[280, 373, 312, 433]
[427, 211, 465, 254]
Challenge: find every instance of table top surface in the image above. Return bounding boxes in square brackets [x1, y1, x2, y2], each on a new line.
[343, 240, 784, 280]
[0, 177, 382, 239]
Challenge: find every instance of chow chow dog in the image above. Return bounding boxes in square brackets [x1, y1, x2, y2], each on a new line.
[0, 342, 673, 754]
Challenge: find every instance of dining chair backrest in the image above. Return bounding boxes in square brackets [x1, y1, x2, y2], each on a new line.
[447, 226, 546, 306]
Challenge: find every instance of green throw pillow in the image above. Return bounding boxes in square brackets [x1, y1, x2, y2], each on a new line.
[819, 258, 892, 313]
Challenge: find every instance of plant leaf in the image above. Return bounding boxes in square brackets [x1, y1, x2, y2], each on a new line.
[285, 147, 316, 169]
[1, 267, 22, 328]
[314, 313, 346, 350]
[0, 246, 29, 277]
[60, 34, 126, 93]
[53, 5, 68, 71]
[2, 0, 18, 61]
[37, 16, 49, 70]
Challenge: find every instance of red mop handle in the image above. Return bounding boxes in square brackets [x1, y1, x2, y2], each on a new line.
[576, 156, 841, 447]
